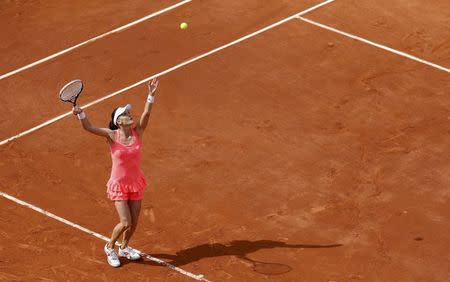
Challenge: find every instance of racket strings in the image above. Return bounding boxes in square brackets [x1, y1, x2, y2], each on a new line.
[60, 80, 83, 102]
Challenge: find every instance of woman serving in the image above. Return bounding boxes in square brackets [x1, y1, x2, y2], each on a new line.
[72, 78, 159, 267]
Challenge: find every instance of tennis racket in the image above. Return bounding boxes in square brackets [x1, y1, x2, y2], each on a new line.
[59, 79, 83, 106]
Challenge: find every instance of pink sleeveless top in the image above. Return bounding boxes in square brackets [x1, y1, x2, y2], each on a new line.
[106, 128, 147, 197]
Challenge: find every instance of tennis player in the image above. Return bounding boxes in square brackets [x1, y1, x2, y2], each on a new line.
[72, 78, 159, 267]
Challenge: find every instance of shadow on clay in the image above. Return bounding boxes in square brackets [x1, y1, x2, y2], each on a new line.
[121, 240, 342, 275]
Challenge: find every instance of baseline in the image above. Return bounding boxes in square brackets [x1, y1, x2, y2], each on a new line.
[0, 191, 210, 281]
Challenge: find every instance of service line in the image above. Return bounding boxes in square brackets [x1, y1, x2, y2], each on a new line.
[297, 16, 450, 73]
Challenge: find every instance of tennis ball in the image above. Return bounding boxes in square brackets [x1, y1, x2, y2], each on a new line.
[180, 22, 188, 30]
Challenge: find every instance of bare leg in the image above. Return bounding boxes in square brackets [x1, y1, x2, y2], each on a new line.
[107, 201, 132, 248]
[121, 200, 142, 248]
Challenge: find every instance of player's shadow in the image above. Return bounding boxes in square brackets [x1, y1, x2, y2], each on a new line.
[126, 239, 342, 274]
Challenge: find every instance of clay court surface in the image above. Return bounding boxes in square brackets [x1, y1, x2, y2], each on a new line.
[1, 0, 449, 281]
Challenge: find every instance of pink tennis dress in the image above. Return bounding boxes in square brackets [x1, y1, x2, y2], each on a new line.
[106, 128, 147, 201]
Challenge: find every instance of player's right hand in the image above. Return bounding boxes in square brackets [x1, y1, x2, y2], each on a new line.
[72, 106, 83, 115]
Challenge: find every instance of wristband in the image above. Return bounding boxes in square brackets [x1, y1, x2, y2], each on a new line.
[77, 111, 86, 120]
[147, 94, 155, 104]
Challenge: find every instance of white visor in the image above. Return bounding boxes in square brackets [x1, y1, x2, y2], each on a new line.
[113, 104, 132, 126]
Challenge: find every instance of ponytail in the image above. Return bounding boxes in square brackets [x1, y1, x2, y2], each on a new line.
[109, 108, 119, 130]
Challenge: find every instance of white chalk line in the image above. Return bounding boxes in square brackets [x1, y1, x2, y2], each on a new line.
[297, 17, 450, 73]
[0, 0, 192, 81]
[0, 0, 336, 147]
[0, 191, 209, 281]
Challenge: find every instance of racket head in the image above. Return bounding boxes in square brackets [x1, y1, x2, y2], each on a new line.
[252, 262, 292, 275]
[59, 79, 83, 106]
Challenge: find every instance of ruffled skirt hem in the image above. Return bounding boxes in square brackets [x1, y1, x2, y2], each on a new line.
[106, 174, 147, 195]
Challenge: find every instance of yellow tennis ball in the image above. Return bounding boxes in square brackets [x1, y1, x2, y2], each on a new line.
[180, 22, 188, 30]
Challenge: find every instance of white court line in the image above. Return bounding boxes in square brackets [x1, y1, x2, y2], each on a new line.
[0, 0, 336, 146]
[0, 0, 192, 81]
[0, 191, 210, 281]
[297, 17, 450, 73]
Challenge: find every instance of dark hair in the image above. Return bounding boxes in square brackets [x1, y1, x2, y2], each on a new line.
[109, 108, 119, 130]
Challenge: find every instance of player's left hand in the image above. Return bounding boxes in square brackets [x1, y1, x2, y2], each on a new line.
[148, 78, 159, 96]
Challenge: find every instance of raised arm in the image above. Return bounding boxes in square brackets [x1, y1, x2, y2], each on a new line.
[136, 78, 159, 135]
[72, 106, 113, 140]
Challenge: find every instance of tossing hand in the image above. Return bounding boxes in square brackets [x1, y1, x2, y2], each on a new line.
[147, 77, 159, 96]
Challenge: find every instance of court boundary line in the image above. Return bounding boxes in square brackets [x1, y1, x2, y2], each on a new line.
[0, 0, 336, 146]
[297, 17, 450, 73]
[0, 0, 192, 81]
[0, 191, 209, 281]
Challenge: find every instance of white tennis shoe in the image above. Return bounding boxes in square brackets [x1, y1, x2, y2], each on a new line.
[104, 244, 121, 267]
[118, 245, 141, 260]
